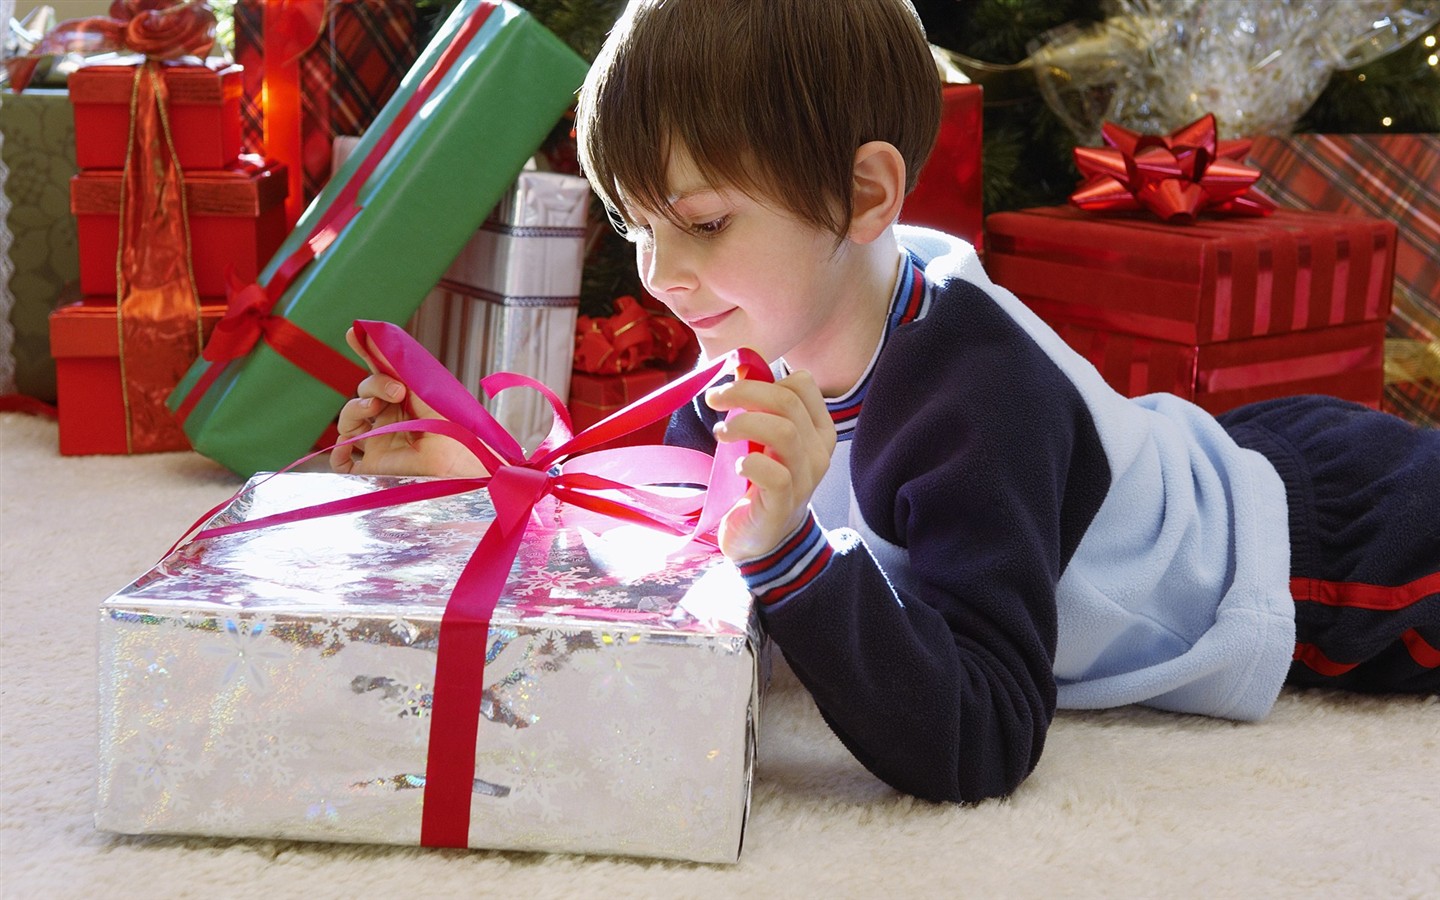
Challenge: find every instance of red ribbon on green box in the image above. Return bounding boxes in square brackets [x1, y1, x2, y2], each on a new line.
[167, 1, 591, 477]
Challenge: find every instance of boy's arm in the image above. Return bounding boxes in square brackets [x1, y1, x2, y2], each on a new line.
[735, 287, 1106, 804]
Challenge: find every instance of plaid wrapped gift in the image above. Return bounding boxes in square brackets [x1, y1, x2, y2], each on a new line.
[1247, 134, 1440, 427]
[234, 0, 421, 224]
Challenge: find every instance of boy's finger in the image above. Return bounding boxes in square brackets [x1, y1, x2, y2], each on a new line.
[344, 326, 399, 380]
[778, 370, 833, 438]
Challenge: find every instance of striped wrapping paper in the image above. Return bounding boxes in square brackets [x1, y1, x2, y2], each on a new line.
[1247, 134, 1439, 427]
[985, 206, 1397, 414]
[407, 171, 592, 455]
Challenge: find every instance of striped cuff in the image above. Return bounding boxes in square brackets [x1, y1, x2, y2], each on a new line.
[737, 513, 833, 606]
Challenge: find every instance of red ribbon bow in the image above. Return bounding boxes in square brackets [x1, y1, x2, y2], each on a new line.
[177, 318, 770, 849]
[574, 295, 694, 375]
[172, 272, 367, 417]
[5, 0, 216, 93]
[1070, 114, 1275, 224]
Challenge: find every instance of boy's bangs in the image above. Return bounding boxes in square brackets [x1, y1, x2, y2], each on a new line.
[588, 48, 760, 227]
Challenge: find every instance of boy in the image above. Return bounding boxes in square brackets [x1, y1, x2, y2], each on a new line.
[333, 0, 1439, 803]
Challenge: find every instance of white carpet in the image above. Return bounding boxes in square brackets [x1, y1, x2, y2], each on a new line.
[2, 411, 1437, 899]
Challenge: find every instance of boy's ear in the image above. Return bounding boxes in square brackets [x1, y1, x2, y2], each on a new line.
[848, 141, 906, 244]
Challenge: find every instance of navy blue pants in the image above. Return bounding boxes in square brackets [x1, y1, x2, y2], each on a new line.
[1218, 396, 1440, 694]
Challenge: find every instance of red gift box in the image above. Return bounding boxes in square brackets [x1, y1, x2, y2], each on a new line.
[234, 0, 421, 224]
[1048, 318, 1386, 414]
[985, 206, 1397, 413]
[72, 160, 288, 299]
[901, 83, 983, 250]
[69, 61, 243, 171]
[569, 367, 677, 449]
[49, 300, 226, 456]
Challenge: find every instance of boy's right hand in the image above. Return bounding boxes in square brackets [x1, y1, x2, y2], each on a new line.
[329, 327, 489, 478]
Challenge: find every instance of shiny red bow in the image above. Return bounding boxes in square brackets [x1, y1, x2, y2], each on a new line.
[1070, 114, 1275, 224]
[574, 295, 694, 375]
[5, 0, 216, 92]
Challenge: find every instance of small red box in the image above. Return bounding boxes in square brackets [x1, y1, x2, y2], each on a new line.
[901, 83, 983, 250]
[49, 300, 226, 456]
[72, 161, 288, 299]
[569, 367, 675, 449]
[69, 61, 244, 171]
[984, 206, 1397, 413]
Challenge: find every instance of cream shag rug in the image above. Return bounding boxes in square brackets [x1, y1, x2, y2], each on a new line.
[2, 412, 1437, 899]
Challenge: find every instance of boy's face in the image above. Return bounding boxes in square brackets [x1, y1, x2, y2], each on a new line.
[618, 145, 858, 370]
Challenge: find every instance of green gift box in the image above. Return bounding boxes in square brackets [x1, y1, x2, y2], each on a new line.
[168, 1, 589, 476]
[1, 88, 80, 403]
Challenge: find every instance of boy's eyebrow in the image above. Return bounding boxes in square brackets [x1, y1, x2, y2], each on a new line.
[667, 187, 722, 205]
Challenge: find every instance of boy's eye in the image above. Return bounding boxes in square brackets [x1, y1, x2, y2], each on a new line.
[687, 216, 729, 237]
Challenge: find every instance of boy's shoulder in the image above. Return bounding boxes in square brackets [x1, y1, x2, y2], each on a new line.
[870, 226, 1097, 438]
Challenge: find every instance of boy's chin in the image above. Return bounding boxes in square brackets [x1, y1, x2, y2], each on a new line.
[696, 337, 774, 365]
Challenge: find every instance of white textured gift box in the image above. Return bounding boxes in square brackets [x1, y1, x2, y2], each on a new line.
[97, 472, 760, 863]
[411, 170, 591, 452]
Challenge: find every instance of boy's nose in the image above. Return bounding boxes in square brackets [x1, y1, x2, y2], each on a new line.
[641, 230, 697, 295]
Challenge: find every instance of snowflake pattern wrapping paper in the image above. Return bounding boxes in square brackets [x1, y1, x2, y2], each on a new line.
[96, 472, 761, 864]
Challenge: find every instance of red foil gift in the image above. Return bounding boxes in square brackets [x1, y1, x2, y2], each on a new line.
[72, 158, 288, 298]
[901, 83, 983, 249]
[570, 296, 698, 448]
[984, 205, 1397, 414]
[49, 299, 227, 455]
[232, 0, 422, 225]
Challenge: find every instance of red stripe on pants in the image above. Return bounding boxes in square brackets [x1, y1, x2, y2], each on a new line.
[1290, 572, 1440, 611]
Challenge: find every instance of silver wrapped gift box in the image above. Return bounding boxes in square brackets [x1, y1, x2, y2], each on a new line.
[408, 170, 591, 453]
[97, 472, 761, 864]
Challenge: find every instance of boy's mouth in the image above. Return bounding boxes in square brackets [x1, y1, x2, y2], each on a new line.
[685, 308, 736, 330]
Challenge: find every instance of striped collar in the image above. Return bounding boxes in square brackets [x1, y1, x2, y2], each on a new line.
[775, 251, 931, 441]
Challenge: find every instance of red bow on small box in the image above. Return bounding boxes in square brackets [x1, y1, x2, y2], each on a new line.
[574, 296, 693, 375]
[5, 1, 216, 92]
[1070, 114, 1275, 224]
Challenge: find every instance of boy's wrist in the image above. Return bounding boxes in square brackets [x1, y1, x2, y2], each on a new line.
[737, 512, 833, 606]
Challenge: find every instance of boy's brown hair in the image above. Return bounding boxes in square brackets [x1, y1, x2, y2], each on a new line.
[576, 0, 942, 239]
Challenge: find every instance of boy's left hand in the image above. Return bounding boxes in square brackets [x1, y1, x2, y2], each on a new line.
[705, 371, 836, 561]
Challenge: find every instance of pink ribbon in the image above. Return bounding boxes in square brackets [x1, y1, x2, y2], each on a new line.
[179, 319, 768, 847]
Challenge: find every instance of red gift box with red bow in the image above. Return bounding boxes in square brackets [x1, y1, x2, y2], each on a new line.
[984, 115, 1396, 414]
[569, 296, 699, 448]
[986, 204, 1396, 413]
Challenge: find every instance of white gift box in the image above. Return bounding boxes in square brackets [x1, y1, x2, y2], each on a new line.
[411, 172, 590, 452]
[96, 472, 761, 863]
